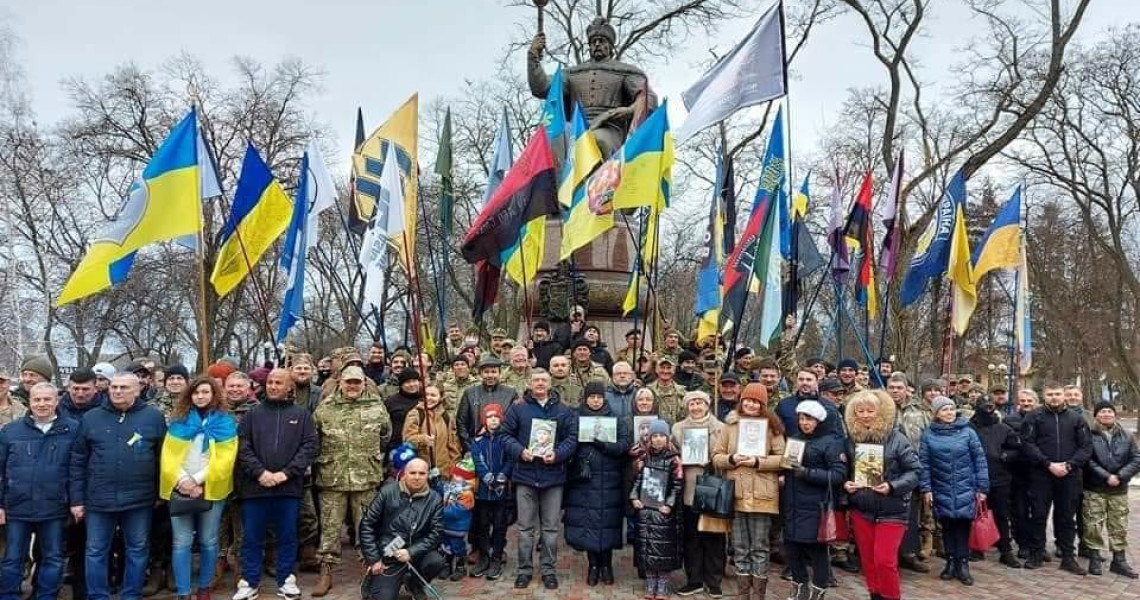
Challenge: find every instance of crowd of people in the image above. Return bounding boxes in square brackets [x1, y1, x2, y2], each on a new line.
[0, 312, 1137, 600]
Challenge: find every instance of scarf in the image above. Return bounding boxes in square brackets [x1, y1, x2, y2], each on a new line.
[168, 408, 237, 451]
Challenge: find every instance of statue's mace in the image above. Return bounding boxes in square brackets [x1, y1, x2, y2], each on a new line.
[534, 0, 548, 33]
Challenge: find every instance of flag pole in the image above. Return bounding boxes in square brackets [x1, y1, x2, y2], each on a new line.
[330, 193, 383, 341]
[518, 223, 535, 336]
[940, 283, 955, 378]
[195, 231, 212, 371]
[230, 227, 284, 363]
[417, 181, 448, 361]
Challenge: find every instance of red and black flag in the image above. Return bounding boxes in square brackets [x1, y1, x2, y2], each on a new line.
[720, 191, 779, 336]
[462, 127, 559, 320]
[843, 172, 878, 316]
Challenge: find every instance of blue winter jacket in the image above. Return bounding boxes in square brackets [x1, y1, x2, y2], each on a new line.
[58, 391, 107, 423]
[501, 390, 578, 489]
[0, 415, 80, 521]
[919, 418, 990, 520]
[471, 429, 514, 501]
[69, 400, 167, 512]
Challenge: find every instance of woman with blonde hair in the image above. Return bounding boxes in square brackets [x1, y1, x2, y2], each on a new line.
[160, 376, 238, 600]
[712, 383, 786, 600]
[842, 390, 921, 600]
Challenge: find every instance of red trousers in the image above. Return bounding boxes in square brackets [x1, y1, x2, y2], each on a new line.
[850, 510, 906, 600]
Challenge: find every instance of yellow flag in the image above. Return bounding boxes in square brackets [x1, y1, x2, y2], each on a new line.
[353, 94, 418, 272]
[949, 201, 976, 335]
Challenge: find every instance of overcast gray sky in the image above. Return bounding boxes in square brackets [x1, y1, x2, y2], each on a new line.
[6, 0, 1138, 176]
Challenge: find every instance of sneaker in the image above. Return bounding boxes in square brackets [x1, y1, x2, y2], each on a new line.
[704, 583, 724, 598]
[676, 583, 703, 596]
[486, 559, 503, 581]
[276, 575, 300, 600]
[542, 574, 559, 590]
[514, 575, 531, 589]
[232, 580, 258, 600]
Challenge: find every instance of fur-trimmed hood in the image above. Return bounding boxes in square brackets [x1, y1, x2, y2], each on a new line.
[845, 390, 897, 444]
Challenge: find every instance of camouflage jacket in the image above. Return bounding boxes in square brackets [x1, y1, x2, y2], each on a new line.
[501, 367, 533, 398]
[897, 399, 932, 450]
[616, 346, 648, 367]
[312, 390, 393, 491]
[647, 380, 687, 424]
[551, 375, 583, 408]
[569, 361, 610, 389]
[149, 390, 175, 422]
[440, 374, 481, 419]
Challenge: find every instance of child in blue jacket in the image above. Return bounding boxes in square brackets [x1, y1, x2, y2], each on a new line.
[469, 403, 513, 580]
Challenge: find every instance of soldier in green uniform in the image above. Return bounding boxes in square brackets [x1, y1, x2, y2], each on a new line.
[647, 355, 686, 424]
[568, 339, 610, 388]
[440, 355, 481, 419]
[549, 355, 583, 408]
[490, 328, 508, 358]
[615, 328, 648, 367]
[310, 366, 392, 598]
[501, 345, 534, 397]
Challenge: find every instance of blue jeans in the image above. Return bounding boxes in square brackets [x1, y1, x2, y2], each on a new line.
[86, 507, 153, 600]
[0, 518, 66, 600]
[241, 497, 299, 587]
[171, 500, 226, 595]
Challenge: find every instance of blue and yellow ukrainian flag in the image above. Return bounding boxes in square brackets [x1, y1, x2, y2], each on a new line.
[159, 412, 238, 501]
[613, 102, 674, 212]
[949, 188, 976, 336]
[973, 186, 1022, 280]
[559, 105, 608, 260]
[57, 110, 209, 306]
[210, 143, 293, 297]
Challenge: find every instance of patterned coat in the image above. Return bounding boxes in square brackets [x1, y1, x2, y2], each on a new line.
[313, 390, 392, 491]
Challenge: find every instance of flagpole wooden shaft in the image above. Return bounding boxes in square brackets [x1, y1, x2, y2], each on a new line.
[941, 286, 954, 378]
[196, 232, 212, 372]
[400, 233, 435, 467]
[232, 229, 282, 363]
[329, 187, 383, 340]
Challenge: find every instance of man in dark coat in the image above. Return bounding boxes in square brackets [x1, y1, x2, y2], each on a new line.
[69, 373, 167, 600]
[970, 396, 1022, 567]
[358, 458, 444, 600]
[0, 382, 80, 600]
[1020, 382, 1092, 574]
[502, 371, 578, 591]
[455, 355, 518, 453]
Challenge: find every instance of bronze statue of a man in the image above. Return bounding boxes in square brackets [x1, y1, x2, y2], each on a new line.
[528, 16, 658, 158]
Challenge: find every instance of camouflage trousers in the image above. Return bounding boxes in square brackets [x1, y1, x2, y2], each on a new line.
[300, 485, 319, 549]
[1083, 490, 1130, 552]
[317, 489, 376, 565]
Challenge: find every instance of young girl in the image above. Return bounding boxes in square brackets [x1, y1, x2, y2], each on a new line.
[625, 387, 661, 558]
[631, 419, 683, 600]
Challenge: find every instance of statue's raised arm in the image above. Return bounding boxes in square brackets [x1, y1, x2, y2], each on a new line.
[525, 16, 658, 158]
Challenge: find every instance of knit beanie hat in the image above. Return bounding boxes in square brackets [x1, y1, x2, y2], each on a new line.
[165, 364, 190, 381]
[837, 358, 859, 371]
[930, 396, 956, 415]
[647, 419, 671, 439]
[796, 400, 828, 422]
[481, 404, 504, 427]
[390, 443, 417, 476]
[741, 383, 769, 403]
[584, 380, 607, 398]
[20, 355, 54, 380]
[249, 366, 271, 386]
[398, 369, 422, 385]
[1093, 401, 1116, 416]
[453, 456, 477, 481]
[206, 361, 237, 380]
[684, 390, 711, 407]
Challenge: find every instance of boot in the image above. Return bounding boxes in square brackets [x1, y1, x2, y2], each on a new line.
[470, 554, 491, 578]
[1110, 550, 1139, 579]
[587, 566, 600, 587]
[899, 555, 929, 573]
[737, 574, 752, 600]
[939, 559, 956, 581]
[485, 555, 503, 580]
[752, 576, 768, 600]
[785, 582, 806, 600]
[1087, 550, 1103, 576]
[601, 565, 615, 585]
[1024, 550, 1043, 570]
[1060, 554, 1088, 576]
[311, 564, 333, 597]
[142, 566, 166, 597]
[450, 557, 467, 581]
[299, 547, 319, 573]
[956, 558, 974, 586]
[999, 550, 1022, 569]
[806, 584, 826, 600]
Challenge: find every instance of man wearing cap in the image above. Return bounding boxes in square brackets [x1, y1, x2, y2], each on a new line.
[1081, 400, 1140, 578]
[714, 372, 741, 422]
[895, 374, 935, 573]
[489, 328, 508, 359]
[732, 348, 755, 382]
[530, 322, 563, 371]
[0, 369, 26, 427]
[90, 363, 115, 392]
[580, 325, 614, 374]
[139, 363, 190, 596]
[440, 355, 480, 419]
[502, 370, 578, 590]
[952, 375, 973, 406]
[383, 370, 423, 457]
[990, 384, 1012, 417]
[548, 355, 583, 410]
[501, 346, 534, 398]
[875, 357, 894, 385]
[14, 355, 53, 405]
[659, 329, 685, 363]
[616, 329, 647, 368]
[288, 354, 318, 413]
[605, 361, 638, 420]
[456, 354, 518, 453]
[647, 355, 686, 424]
[69, 372, 167, 600]
[969, 391, 1023, 568]
[569, 340, 610, 389]
[152, 364, 189, 420]
[310, 366, 391, 597]
[674, 350, 699, 391]
[122, 360, 158, 405]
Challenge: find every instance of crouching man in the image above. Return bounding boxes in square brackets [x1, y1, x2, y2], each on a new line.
[358, 458, 444, 600]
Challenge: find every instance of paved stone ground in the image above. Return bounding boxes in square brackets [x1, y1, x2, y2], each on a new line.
[147, 495, 1140, 600]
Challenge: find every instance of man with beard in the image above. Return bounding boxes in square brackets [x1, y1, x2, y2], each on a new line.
[384, 370, 424, 458]
[363, 343, 387, 386]
[549, 356, 583, 410]
[290, 354, 318, 413]
[755, 357, 782, 409]
[13, 356, 53, 405]
[674, 351, 701, 391]
[441, 355, 480, 418]
[456, 355, 518, 453]
[530, 322, 564, 371]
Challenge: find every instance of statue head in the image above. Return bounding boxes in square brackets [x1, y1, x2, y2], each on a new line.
[587, 17, 616, 61]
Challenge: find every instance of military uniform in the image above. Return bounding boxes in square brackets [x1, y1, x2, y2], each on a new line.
[148, 390, 175, 421]
[647, 379, 687, 424]
[312, 390, 393, 567]
[501, 367, 533, 397]
[616, 346, 647, 368]
[440, 373, 481, 419]
[551, 375, 584, 408]
[569, 361, 610, 389]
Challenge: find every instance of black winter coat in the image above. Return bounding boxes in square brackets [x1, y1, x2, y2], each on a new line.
[631, 446, 683, 572]
[384, 390, 423, 453]
[970, 410, 1019, 488]
[1021, 404, 1092, 472]
[69, 401, 166, 512]
[456, 384, 518, 452]
[1003, 410, 1033, 465]
[237, 399, 319, 499]
[845, 429, 921, 524]
[0, 416, 80, 521]
[359, 480, 444, 565]
[1084, 423, 1140, 494]
[532, 340, 565, 371]
[563, 401, 630, 552]
[781, 427, 846, 543]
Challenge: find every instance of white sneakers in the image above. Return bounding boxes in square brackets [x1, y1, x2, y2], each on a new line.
[277, 574, 301, 600]
[233, 580, 258, 600]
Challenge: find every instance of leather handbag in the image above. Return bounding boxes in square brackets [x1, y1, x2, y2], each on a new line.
[692, 472, 735, 519]
[168, 491, 211, 517]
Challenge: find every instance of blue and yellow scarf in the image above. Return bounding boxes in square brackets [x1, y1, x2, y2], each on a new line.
[159, 409, 238, 501]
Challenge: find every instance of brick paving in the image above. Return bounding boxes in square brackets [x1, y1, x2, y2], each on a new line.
[151, 495, 1140, 600]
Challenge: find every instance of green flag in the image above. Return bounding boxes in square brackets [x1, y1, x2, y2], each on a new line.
[436, 108, 454, 237]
